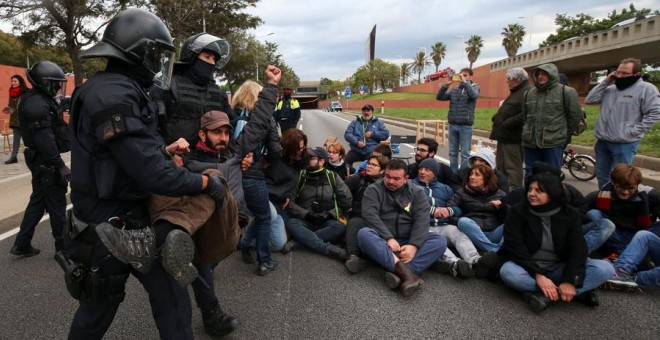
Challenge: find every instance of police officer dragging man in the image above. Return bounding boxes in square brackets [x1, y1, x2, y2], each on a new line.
[62, 8, 228, 339]
[10, 61, 70, 258]
[274, 87, 301, 134]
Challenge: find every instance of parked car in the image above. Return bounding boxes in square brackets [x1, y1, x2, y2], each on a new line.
[329, 101, 343, 112]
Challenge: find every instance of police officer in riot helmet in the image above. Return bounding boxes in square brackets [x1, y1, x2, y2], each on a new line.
[9, 61, 69, 258]
[152, 32, 232, 145]
[64, 8, 226, 339]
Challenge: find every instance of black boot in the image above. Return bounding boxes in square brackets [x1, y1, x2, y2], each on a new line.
[10, 244, 40, 257]
[575, 290, 599, 307]
[4, 157, 17, 164]
[325, 244, 347, 261]
[202, 305, 240, 338]
[524, 293, 552, 314]
[394, 261, 424, 297]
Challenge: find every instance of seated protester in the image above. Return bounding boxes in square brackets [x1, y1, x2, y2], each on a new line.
[586, 164, 660, 255]
[456, 147, 508, 192]
[447, 164, 508, 253]
[354, 143, 392, 175]
[358, 160, 447, 297]
[499, 172, 614, 314]
[325, 142, 354, 180]
[344, 104, 390, 166]
[408, 137, 461, 190]
[606, 230, 660, 290]
[412, 159, 499, 279]
[343, 155, 388, 273]
[285, 147, 352, 261]
[506, 161, 615, 255]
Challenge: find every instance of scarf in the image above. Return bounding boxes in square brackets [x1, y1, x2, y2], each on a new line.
[9, 86, 23, 98]
[195, 140, 218, 156]
[595, 183, 651, 228]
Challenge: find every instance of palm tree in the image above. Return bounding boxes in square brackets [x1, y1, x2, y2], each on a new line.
[465, 35, 484, 69]
[430, 42, 447, 72]
[501, 23, 526, 57]
[400, 62, 412, 84]
[411, 51, 431, 83]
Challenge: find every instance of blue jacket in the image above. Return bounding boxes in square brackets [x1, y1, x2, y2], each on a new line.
[436, 81, 480, 125]
[411, 178, 461, 226]
[344, 116, 389, 156]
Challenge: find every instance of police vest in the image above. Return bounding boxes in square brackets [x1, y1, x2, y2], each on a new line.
[275, 98, 300, 121]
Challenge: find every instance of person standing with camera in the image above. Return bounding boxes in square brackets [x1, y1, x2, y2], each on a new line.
[9, 61, 69, 257]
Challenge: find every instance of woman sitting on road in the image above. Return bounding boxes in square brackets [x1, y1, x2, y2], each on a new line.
[446, 164, 508, 253]
[325, 142, 354, 180]
[499, 172, 614, 314]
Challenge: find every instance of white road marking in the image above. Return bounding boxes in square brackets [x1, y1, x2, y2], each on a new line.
[0, 172, 31, 185]
[0, 203, 73, 242]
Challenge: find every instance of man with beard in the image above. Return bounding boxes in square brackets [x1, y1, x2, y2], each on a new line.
[274, 88, 301, 134]
[407, 137, 461, 190]
[285, 147, 352, 261]
[585, 58, 660, 189]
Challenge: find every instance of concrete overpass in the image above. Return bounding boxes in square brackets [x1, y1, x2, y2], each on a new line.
[489, 16, 660, 93]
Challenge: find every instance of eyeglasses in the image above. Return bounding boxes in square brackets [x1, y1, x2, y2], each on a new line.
[614, 184, 637, 192]
[366, 162, 380, 168]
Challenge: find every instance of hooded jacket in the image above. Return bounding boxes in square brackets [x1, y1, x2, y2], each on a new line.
[521, 63, 581, 148]
[490, 80, 532, 143]
[344, 116, 390, 156]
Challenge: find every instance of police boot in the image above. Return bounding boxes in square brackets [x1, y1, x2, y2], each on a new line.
[161, 229, 198, 286]
[96, 223, 155, 273]
[202, 305, 240, 338]
[394, 261, 424, 297]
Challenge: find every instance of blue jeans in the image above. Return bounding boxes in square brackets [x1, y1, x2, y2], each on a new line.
[285, 218, 345, 255]
[457, 217, 503, 252]
[588, 210, 660, 254]
[242, 178, 273, 264]
[523, 146, 564, 179]
[500, 259, 614, 295]
[614, 231, 660, 288]
[357, 228, 447, 274]
[240, 202, 288, 252]
[582, 209, 616, 254]
[448, 124, 473, 172]
[595, 139, 640, 189]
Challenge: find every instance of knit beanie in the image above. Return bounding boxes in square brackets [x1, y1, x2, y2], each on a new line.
[469, 148, 496, 170]
[419, 158, 440, 178]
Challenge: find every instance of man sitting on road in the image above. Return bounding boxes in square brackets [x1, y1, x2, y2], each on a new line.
[284, 147, 352, 261]
[344, 104, 390, 166]
[407, 137, 461, 190]
[358, 160, 447, 297]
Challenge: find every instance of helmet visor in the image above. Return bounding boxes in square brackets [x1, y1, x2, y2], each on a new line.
[188, 34, 231, 70]
[148, 44, 176, 90]
[44, 79, 67, 98]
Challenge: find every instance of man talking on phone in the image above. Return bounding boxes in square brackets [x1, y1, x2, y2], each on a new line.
[436, 68, 480, 173]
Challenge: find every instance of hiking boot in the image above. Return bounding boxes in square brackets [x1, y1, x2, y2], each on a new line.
[473, 251, 499, 279]
[9, 245, 41, 257]
[384, 271, 401, 289]
[453, 259, 473, 278]
[96, 223, 155, 273]
[430, 260, 453, 274]
[523, 293, 551, 314]
[394, 261, 424, 297]
[257, 260, 278, 276]
[575, 290, 599, 307]
[241, 250, 256, 264]
[325, 244, 347, 261]
[161, 229, 197, 286]
[345, 254, 366, 274]
[281, 240, 297, 254]
[201, 305, 240, 338]
[604, 268, 638, 291]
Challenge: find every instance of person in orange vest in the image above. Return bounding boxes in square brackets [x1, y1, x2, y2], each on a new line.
[274, 88, 301, 134]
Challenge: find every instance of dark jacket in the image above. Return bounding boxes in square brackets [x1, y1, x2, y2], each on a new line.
[345, 172, 382, 217]
[436, 81, 480, 125]
[264, 155, 306, 212]
[447, 186, 507, 231]
[586, 185, 660, 231]
[326, 161, 354, 180]
[490, 81, 531, 143]
[410, 177, 457, 226]
[408, 160, 462, 191]
[344, 116, 389, 156]
[499, 203, 588, 288]
[457, 167, 509, 193]
[361, 180, 431, 248]
[287, 168, 352, 220]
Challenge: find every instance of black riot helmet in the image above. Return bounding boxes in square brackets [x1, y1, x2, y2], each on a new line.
[177, 33, 231, 70]
[81, 8, 176, 89]
[26, 61, 67, 98]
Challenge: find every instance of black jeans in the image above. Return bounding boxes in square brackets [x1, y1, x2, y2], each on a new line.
[345, 216, 367, 256]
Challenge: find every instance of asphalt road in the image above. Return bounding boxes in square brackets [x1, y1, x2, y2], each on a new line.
[0, 109, 658, 339]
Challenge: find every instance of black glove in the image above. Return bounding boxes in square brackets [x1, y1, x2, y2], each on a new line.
[203, 174, 226, 205]
[59, 165, 71, 184]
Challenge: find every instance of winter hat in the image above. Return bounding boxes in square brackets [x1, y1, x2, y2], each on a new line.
[469, 147, 496, 170]
[419, 158, 440, 178]
[532, 161, 565, 181]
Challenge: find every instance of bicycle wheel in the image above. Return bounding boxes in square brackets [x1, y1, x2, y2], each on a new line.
[568, 155, 596, 181]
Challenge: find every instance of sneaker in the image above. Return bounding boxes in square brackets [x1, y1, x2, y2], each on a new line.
[325, 244, 347, 261]
[453, 259, 473, 278]
[605, 268, 638, 290]
[430, 260, 454, 274]
[345, 255, 366, 274]
[241, 250, 257, 264]
[473, 252, 499, 279]
[201, 305, 240, 338]
[281, 240, 297, 254]
[257, 260, 278, 276]
[604, 253, 619, 264]
[9, 245, 41, 257]
[161, 230, 197, 286]
[96, 223, 155, 273]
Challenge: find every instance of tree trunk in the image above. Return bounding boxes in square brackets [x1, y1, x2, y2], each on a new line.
[68, 46, 84, 85]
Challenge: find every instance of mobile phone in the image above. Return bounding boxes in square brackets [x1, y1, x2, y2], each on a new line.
[451, 74, 462, 81]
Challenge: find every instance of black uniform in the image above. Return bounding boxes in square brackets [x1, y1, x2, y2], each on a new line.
[12, 88, 68, 253]
[66, 70, 203, 339]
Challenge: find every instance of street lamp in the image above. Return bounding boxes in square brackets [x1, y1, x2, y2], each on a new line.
[255, 32, 274, 82]
[395, 54, 403, 86]
[518, 16, 533, 48]
[453, 35, 464, 69]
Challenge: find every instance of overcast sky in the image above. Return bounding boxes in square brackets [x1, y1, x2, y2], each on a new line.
[245, 0, 657, 81]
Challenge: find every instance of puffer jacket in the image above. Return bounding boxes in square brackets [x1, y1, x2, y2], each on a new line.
[521, 63, 581, 148]
[447, 185, 507, 231]
[436, 81, 480, 125]
[490, 81, 531, 143]
[411, 177, 461, 226]
[344, 116, 389, 156]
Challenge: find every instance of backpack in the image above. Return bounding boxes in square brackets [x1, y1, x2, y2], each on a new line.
[296, 169, 347, 224]
[560, 85, 587, 136]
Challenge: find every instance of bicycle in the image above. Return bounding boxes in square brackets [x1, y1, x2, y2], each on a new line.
[562, 149, 596, 181]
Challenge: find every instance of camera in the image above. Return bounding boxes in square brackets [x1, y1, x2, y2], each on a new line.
[451, 74, 462, 82]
